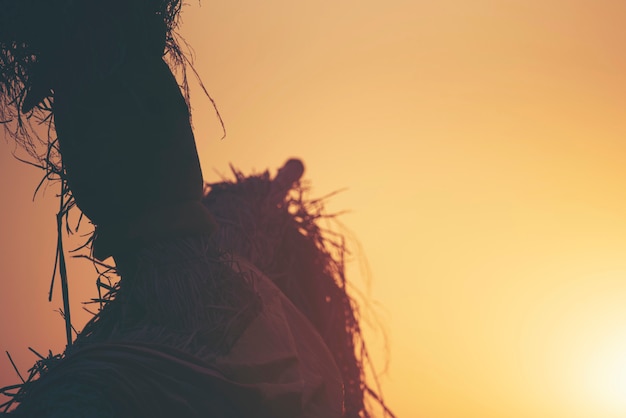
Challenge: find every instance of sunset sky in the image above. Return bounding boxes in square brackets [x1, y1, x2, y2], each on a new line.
[3, 1, 626, 417]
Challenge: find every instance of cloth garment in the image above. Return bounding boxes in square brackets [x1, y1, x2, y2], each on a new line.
[12, 234, 344, 417]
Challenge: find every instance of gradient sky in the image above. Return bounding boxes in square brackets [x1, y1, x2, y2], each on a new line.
[3, 1, 626, 417]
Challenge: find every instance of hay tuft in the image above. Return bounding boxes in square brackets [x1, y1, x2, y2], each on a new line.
[203, 160, 395, 418]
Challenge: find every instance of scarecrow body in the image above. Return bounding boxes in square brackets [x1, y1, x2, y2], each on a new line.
[4, 22, 343, 418]
[0, 1, 390, 417]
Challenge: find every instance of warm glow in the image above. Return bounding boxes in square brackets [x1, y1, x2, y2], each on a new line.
[585, 337, 626, 412]
[514, 272, 626, 417]
[4, 1, 626, 417]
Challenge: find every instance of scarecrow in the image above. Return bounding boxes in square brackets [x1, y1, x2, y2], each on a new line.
[0, 1, 393, 416]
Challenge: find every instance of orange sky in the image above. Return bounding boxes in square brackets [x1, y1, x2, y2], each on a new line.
[3, 1, 626, 417]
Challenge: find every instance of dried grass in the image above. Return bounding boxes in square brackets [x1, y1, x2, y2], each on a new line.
[203, 162, 395, 418]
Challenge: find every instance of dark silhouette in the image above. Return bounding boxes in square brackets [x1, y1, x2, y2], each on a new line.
[0, 1, 394, 416]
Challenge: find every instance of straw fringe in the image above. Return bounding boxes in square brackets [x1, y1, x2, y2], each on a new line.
[203, 164, 395, 418]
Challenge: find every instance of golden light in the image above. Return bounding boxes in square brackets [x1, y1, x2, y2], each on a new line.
[584, 335, 626, 413]
[519, 271, 626, 418]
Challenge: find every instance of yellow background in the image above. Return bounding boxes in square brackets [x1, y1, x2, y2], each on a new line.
[3, 1, 626, 416]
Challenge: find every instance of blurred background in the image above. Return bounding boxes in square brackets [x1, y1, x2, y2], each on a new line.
[4, 1, 626, 416]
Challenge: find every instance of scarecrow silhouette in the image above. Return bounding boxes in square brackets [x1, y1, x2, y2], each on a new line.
[0, 1, 393, 416]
